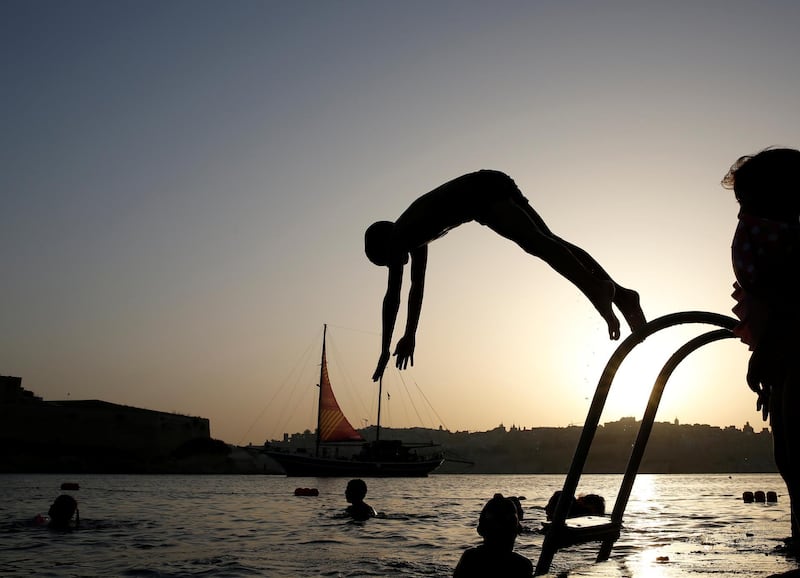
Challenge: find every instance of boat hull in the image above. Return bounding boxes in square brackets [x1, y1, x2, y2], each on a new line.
[264, 450, 443, 477]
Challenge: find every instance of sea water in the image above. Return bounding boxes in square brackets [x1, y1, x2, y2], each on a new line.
[1, 473, 796, 577]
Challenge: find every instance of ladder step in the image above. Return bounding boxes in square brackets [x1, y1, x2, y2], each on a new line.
[541, 516, 620, 548]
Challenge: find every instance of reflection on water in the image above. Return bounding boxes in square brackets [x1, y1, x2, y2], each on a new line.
[0, 473, 795, 577]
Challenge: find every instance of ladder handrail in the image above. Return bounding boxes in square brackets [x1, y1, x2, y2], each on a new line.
[597, 327, 736, 561]
[535, 311, 739, 575]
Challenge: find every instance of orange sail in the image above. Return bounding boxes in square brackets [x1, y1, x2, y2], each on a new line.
[318, 347, 364, 443]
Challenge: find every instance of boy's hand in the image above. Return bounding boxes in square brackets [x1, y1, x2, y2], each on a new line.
[372, 351, 391, 382]
[393, 335, 415, 370]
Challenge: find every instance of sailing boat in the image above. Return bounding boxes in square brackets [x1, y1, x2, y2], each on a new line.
[264, 325, 444, 477]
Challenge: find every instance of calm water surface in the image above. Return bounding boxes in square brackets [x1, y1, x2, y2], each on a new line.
[1, 473, 796, 577]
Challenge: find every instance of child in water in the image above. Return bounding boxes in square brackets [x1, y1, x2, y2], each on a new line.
[365, 170, 646, 381]
[344, 479, 377, 521]
[724, 147, 800, 553]
[46, 494, 79, 530]
[544, 491, 606, 521]
[453, 493, 533, 577]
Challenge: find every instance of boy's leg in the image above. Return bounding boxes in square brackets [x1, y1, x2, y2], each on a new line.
[513, 199, 613, 277]
[479, 200, 620, 339]
[557, 238, 646, 333]
[516, 201, 646, 333]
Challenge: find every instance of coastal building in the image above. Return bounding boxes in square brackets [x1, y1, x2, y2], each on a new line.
[0, 375, 211, 472]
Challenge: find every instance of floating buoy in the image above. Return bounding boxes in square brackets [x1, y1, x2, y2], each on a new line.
[767, 491, 778, 503]
[294, 487, 319, 496]
[743, 491, 754, 503]
[754, 490, 766, 503]
[60, 482, 80, 491]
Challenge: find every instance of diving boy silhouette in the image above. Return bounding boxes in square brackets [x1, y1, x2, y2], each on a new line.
[365, 170, 646, 381]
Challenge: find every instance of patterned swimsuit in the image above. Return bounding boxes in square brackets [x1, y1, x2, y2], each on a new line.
[731, 212, 800, 348]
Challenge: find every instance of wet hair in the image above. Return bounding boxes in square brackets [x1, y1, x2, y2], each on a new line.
[544, 490, 571, 521]
[545, 491, 605, 519]
[477, 493, 521, 540]
[346, 479, 368, 500]
[508, 496, 524, 521]
[364, 221, 395, 266]
[722, 147, 800, 219]
[576, 493, 605, 516]
[48, 494, 78, 528]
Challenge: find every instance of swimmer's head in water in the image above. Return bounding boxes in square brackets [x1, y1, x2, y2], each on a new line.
[477, 493, 520, 543]
[345, 479, 368, 503]
[48, 494, 77, 528]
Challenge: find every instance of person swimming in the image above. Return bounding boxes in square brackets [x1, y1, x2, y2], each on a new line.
[544, 491, 605, 521]
[344, 479, 377, 521]
[46, 494, 79, 530]
[453, 493, 533, 577]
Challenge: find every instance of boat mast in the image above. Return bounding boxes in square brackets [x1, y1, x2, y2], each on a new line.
[315, 324, 327, 457]
[376, 376, 382, 442]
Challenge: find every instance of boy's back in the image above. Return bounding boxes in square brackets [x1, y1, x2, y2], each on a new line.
[453, 544, 533, 577]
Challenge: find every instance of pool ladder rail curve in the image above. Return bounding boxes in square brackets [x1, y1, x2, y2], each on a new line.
[534, 311, 739, 576]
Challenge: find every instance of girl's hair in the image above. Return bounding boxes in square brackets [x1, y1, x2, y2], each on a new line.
[722, 147, 800, 218]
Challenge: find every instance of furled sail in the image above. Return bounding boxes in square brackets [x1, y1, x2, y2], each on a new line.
[318, 347, 364, 443]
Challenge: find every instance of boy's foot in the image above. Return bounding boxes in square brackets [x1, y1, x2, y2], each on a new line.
[614, 287, 646, 333]
[593, 281, 620, 340]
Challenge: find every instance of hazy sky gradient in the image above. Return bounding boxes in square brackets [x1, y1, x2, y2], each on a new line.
[3, 1, 800, 444]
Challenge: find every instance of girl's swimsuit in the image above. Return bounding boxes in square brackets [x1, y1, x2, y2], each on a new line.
[731, 212, 800, 348]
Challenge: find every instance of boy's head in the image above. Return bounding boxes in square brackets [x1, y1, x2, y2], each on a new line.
[723, 147, 800, 218]
[48, 494, 77, 528]
[345, 479, 368, 503]
[577, 493, 605, 516]
[545, 490, 571, 521]
[477, 493, 521, 546]
[365, 221, 406, 266]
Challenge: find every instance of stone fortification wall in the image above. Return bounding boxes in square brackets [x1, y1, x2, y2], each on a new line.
[0, 377, 210, 468]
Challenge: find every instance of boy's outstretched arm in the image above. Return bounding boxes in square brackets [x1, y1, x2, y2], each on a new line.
[394, 246, 427, 371]
[373, 263, 403, 381]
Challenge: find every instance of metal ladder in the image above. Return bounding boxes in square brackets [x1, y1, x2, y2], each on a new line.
[534, 311, 739, 575]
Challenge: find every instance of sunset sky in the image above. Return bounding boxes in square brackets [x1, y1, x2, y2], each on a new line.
[3, 1, 800, 445]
